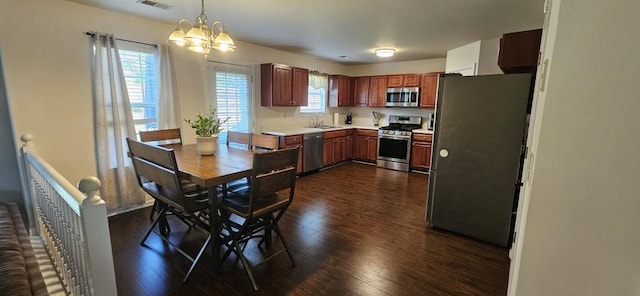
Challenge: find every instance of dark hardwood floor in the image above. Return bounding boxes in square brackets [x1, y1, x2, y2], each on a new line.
[109, 162, 510, 295]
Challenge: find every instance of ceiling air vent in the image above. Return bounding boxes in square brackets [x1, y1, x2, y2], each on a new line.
[137, 0, 171, 10]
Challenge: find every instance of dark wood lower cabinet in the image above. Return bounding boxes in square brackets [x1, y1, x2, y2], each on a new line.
[354, 129, 378, 163]
[279, 135, 304, 174]
[410, 133, 433, 171]
[323, 138, 335, 166]
[323, 129, 353, 167]
[345, 136, 353, 160]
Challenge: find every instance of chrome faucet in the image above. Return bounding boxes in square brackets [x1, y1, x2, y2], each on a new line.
[309, 116, 323, 128]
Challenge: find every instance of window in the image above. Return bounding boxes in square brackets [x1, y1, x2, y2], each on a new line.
[211, 63, 252, 140]
[300, 71, 328, 114]
[118, 42, 158, 134]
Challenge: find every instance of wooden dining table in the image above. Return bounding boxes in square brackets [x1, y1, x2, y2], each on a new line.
[163, 143, 254, 271]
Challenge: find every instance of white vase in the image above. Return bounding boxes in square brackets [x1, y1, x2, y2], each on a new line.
[195, 135, 218, 156]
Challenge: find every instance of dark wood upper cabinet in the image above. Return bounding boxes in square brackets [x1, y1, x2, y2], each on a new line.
[261, 63, 291, 106]
[498, 28, 543, 74]
[368, 76, 387, 107]
[387, 74, 420, 87]
[261, 63, 308, 106]
[420, 72, 442, 108]
[403, 74, 420, 87]
[353, 76, 370, 107]
[292, 67, 309, 106]
[329, 75, 353, 107]
[387, 75, 403, 87]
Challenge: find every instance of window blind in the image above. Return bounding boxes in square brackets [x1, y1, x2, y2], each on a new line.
[213, 65, 252, 137]
[118, 42, 158, 133]
[301, 71, 328, 114]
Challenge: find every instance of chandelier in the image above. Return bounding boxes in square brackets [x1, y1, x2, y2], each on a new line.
[168, 0, 236, 57]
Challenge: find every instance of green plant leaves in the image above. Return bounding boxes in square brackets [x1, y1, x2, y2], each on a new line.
[184, 105, 230, 137]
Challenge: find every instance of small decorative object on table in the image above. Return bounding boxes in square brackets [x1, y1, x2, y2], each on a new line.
[372, 111, 383, 126]
[185, 105, 229, 155]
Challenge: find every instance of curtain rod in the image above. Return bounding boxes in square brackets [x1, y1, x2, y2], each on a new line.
[84, 32, 157, 48]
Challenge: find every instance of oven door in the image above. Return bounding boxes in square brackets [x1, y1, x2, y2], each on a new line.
[377, 134, 411, 163]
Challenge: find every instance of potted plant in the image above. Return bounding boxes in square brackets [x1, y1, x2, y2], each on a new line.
[185, 106, 229, 155]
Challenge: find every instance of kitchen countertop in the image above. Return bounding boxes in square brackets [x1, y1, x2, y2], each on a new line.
[262, 125, 378, 136]
[262, 125, 434, 136]
[412, 129, 434, 134]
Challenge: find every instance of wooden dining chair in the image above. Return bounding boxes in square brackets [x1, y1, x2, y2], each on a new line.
[223, 131, 253, 195]
[139, 128, 187, 220]
[225, 134, 279, 196]
[126, 138, 211, 283]
[227, 131, 252, 149]
[251, 134, 279, 151]
[139, 128, 182, 145]
[219, 147, 299, 291]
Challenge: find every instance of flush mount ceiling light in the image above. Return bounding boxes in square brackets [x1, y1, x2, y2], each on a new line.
[168, 0, 235, 57]
[375, 48, 396, 58]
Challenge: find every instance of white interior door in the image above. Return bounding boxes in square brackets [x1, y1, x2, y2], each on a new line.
[507, 0, 560, 294]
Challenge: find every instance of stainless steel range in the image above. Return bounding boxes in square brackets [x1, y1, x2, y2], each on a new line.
[377, 115, 423, 171]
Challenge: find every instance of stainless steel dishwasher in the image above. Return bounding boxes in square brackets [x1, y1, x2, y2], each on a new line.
[303, 133, 323, 173]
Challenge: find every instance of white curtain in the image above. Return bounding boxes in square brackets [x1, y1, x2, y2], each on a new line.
[309, 70, 328, 89]
[91, 33, 145, 212]
[156, 44, 182, 129]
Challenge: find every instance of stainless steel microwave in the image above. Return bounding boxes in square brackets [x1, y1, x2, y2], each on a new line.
[386, 87, 420, 107]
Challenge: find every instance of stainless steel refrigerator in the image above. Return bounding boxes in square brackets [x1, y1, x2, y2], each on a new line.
[426, 73, 532, 247]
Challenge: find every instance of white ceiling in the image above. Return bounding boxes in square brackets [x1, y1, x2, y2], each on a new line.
[66, 0, 546, 65]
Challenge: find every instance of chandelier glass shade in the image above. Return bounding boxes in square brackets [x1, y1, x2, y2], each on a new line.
[168, 0, 235, 57]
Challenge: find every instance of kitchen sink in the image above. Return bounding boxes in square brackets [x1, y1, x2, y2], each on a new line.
[307, 125, 341, 129]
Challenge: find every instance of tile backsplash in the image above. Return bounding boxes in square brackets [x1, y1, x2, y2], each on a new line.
[256, 105, 435, 132]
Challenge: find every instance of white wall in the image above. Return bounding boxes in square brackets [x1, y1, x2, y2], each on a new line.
[513, 0, 640, 295]
[347, 58, 445, 76]
[0, 0, 349, 183]
[0, 0, 448, 186]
